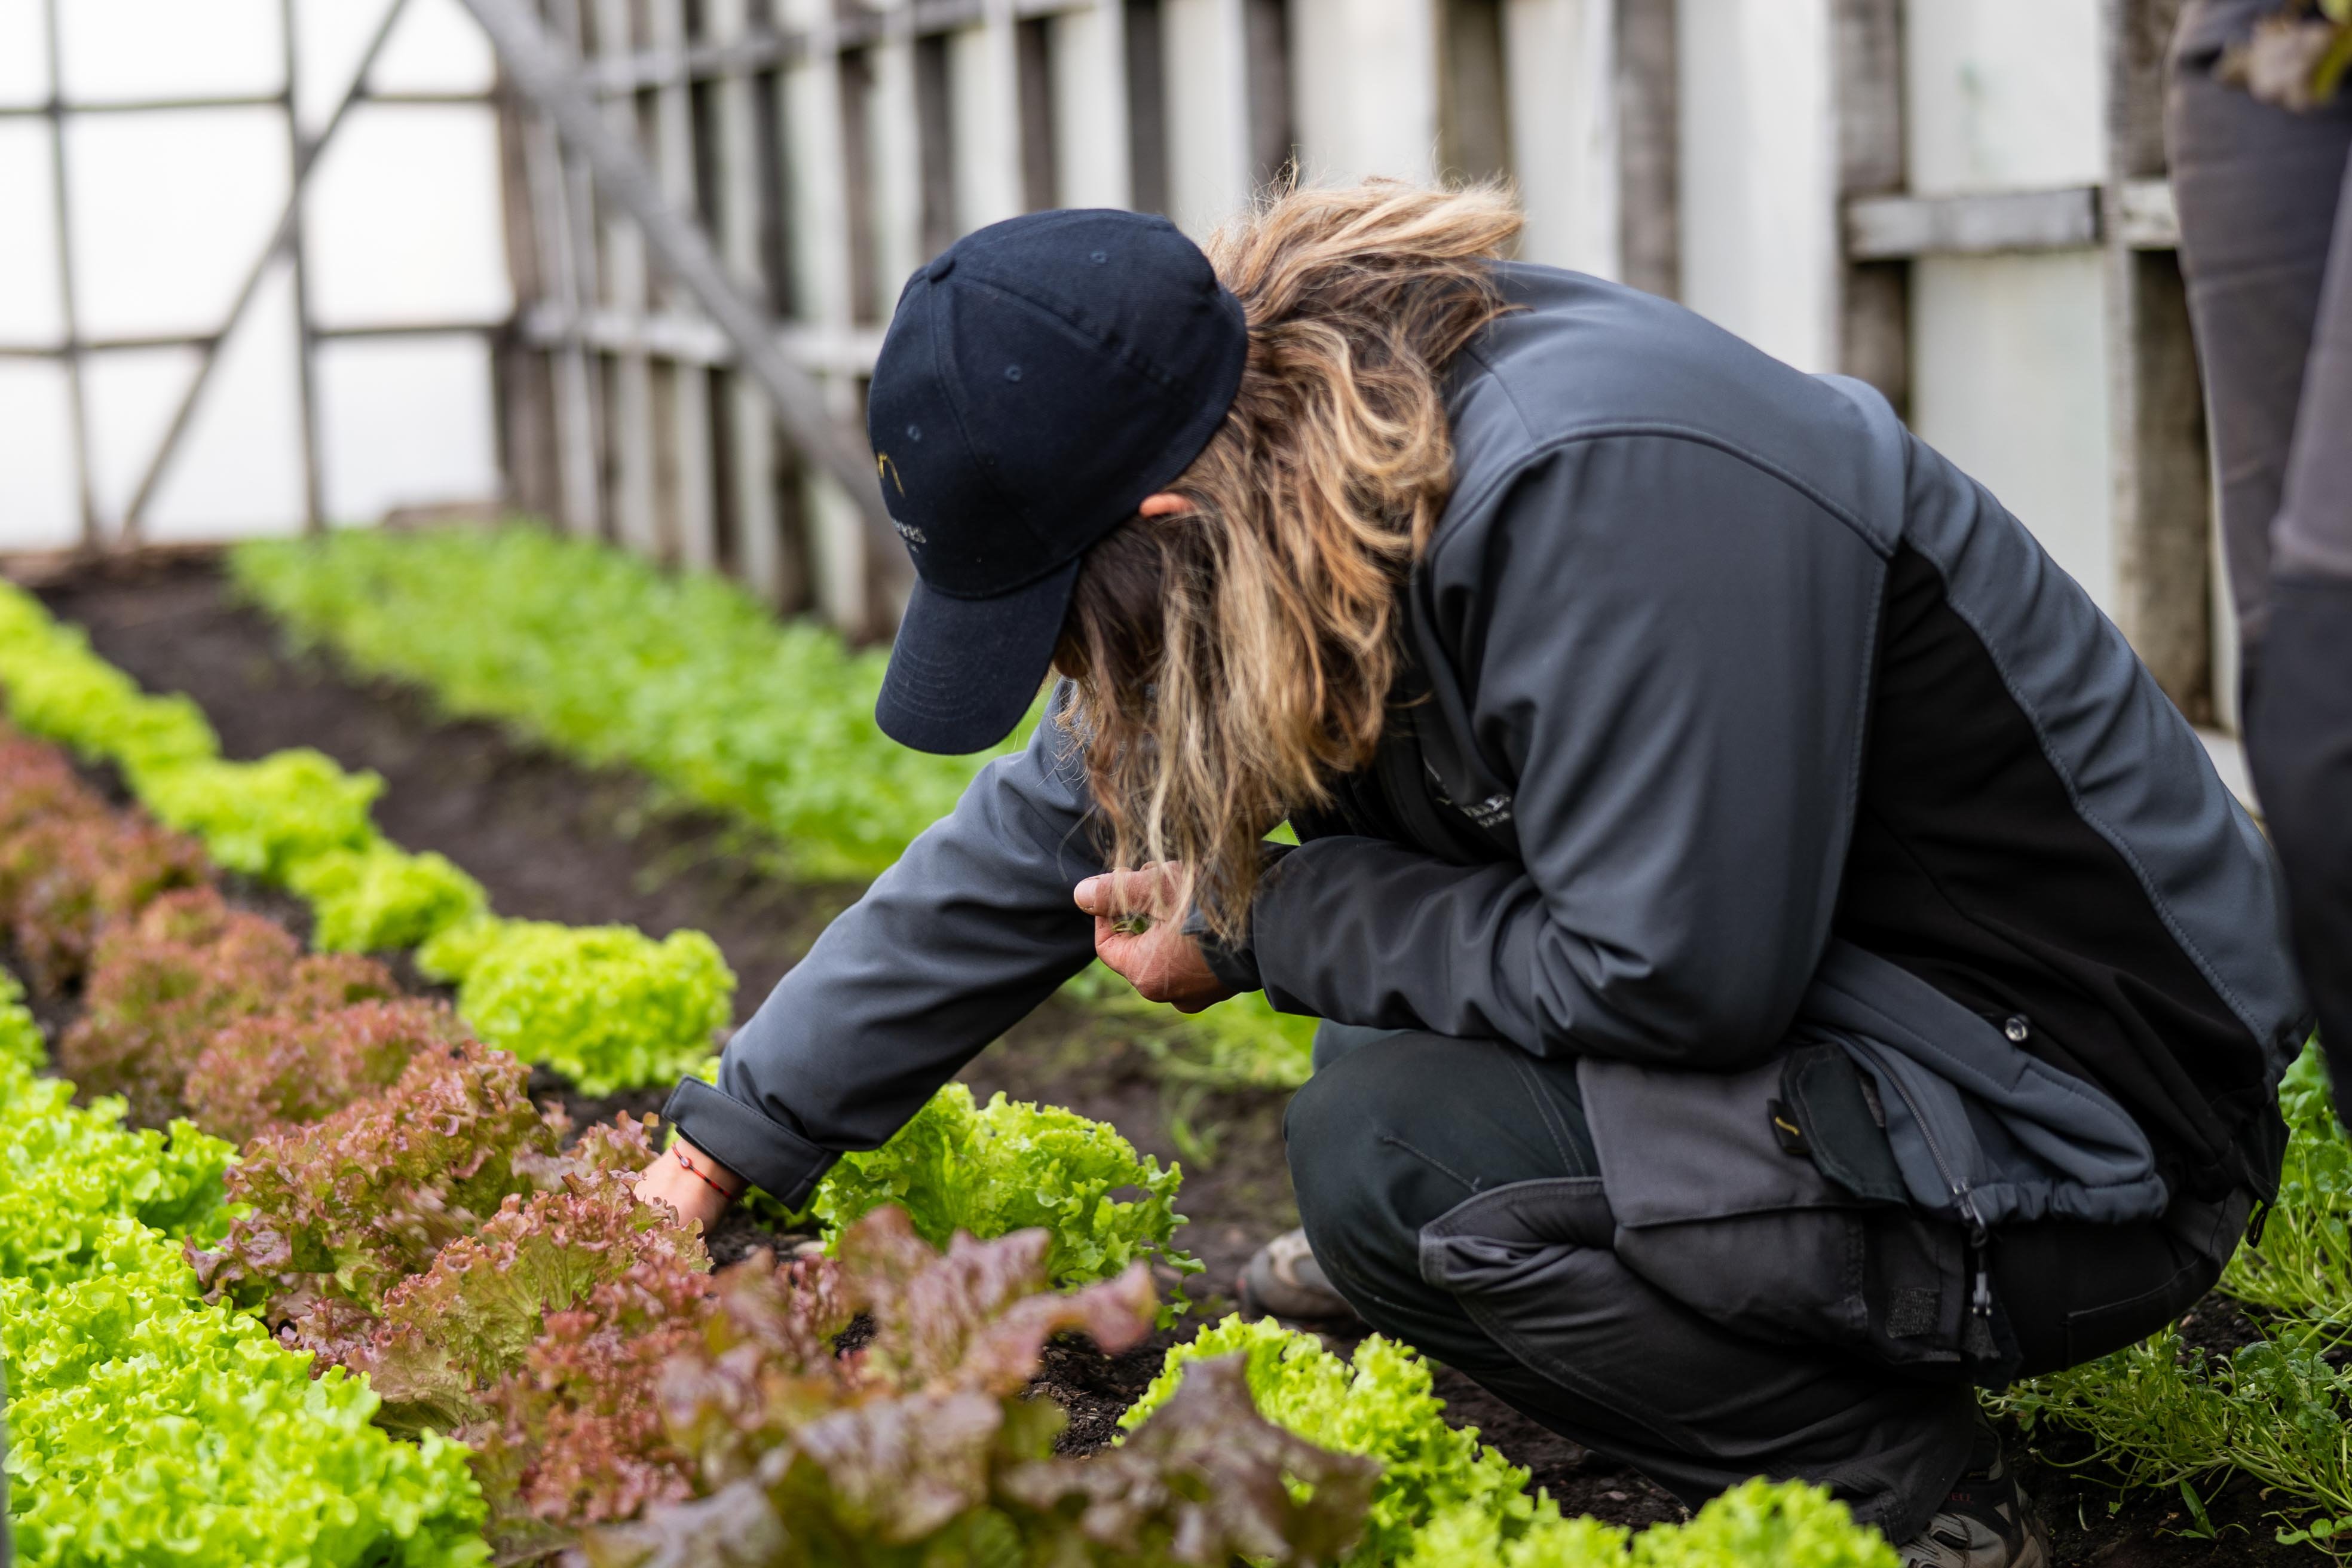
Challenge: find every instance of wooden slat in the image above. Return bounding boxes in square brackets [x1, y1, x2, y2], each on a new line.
[1160, 0, 1251, 233]
[951, 4, 1027, 230]
[650, 0, 718, 569]
[2102, 0, 2212, 721]
[592, 0, 660, 552]
[1049, 0, 1134, 209]
[1612, 0, 1677, 299]
[782, 0, 880, 636]
[708, 0, 792, 603]
[523, 0, 604, 534]
[1830, 0, 1907, 415]
[1844, 186, 2100, 261]
[2114, 176, 2179, 250]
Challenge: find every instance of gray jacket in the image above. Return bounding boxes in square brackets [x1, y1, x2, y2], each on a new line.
[667, 264, 2308, 1233]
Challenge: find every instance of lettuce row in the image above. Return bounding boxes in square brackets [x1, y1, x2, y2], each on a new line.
[0, 581, 721, 1095]
[233, 525, 1013, 881]
[231, 526, 1312, 1091]
[0, 969, 490, 1567]
[1123, 1316, 1897, 1568]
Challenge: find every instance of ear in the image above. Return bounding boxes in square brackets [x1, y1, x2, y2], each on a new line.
[1137, 492, 1191, 518]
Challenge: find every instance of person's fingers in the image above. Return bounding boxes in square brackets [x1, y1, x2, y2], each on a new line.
[1074, 865, 1177, 917]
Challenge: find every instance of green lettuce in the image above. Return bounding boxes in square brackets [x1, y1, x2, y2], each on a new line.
[1, 1270, 489, 1568]
[421, 917, 732, 1095]
[140, 749, 382, 880]
[807, 1080, 1198, 1309]
[289, 840, 490, 954]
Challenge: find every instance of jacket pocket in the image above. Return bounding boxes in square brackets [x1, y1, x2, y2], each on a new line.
[1578, 1052, 1998, 1379]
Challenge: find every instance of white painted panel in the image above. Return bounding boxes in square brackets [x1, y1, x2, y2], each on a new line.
[316, 334, 498, 520]
[80, 346, 198, 526]
[1904, 0, 2102, 197]
[1289, 0, 1438, 189]
[1504, 0, 1613, 276]
[305, 104, 510, 326]
[0, 0, 48, 108]
[1912, 250, 2115, 609]
[1161, 0, 1249, 235]
[66, 108, 287, 341]
[0, 360, 79, 550]
[1051, 5, 1131, 210]
[1676, 0, 1836, 372]
[0, 122, 62, 344]
[58, 0, 280, 103]
[950, 21, 1023, 232]
[142, 263, 305, 541]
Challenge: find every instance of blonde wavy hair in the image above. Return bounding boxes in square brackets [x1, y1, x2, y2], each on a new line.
[1054, 179, 1523, 939]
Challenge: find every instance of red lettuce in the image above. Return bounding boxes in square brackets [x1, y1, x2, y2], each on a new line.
[574, 1209, 1375, 1568]
[189, 1036, 655, 1322]
[61, 887, 392, 1127]
[183, 995, 468, 1146]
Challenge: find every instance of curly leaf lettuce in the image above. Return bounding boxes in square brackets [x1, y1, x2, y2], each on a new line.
[1, 1271, 489, 1568]
[807, 1082, 1198, 1310]
[424, 917, 732, 1095]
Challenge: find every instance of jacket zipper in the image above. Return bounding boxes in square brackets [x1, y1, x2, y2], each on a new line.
[1873, 1057, 1999, 1358]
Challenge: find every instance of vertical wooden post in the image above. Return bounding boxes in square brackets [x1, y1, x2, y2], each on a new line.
[1612, 0, 1677, 300]
[1051, 0, 1136, 210]
[1830, 0, 1908, 416]
[593, 0, 659, 552]
[1161, 0, 1252, 233]
[2102, 0, 2212, 721]
[649, 0, 717, 568]
[783, 0, 878, 636]
[709, 0, 792, 603]
[868, 0, 927, 278]
[520, 0, 603, 535]
[279, 0, 329, 531]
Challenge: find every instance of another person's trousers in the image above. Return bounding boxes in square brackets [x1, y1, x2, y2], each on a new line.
[1286, 1023, 2243, 1543]
[2168, 0, 2352, 1107]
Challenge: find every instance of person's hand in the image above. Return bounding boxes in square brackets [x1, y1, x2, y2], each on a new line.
[1074, 863, 1238, 1014]
[634, 1137, 740, 1231]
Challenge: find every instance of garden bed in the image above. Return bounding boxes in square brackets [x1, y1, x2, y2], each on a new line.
[17, 548, 2338, 1564]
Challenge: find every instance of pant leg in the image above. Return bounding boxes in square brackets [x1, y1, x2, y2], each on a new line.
[2164, 0, 2352, 649]
[1283, 1028, 1979, 1544]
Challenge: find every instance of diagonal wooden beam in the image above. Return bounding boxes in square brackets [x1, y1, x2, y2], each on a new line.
[457, 0, 893, 543]
[122, 0, 414, 539]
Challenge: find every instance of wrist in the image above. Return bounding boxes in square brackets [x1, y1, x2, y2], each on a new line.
[670, 1140, 744, 1200]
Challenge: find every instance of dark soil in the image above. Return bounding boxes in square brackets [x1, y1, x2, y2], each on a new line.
[30, 555, 2324, 1562]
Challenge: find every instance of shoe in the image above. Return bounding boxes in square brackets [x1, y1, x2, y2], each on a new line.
[1895, 1443, 2051, 1568]
[1238, 1228, 1363, 1323]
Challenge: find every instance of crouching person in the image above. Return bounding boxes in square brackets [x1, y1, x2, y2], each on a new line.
[636, 183, 2308, 1568]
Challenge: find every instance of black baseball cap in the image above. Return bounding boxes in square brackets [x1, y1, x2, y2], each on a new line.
[866, 209, 1248, 755]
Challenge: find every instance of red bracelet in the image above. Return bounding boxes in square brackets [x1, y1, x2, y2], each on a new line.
[673, 1148, 739, 1200]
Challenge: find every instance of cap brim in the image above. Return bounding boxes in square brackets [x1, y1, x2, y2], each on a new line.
[875, 555, 1081, 754]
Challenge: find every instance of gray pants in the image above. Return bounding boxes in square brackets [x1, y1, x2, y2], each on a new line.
[1287, 1023, 2234, 1542]
[2169, 0, 2352, 1106]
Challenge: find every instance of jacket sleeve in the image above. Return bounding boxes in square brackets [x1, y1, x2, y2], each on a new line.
[663, 683, 1103, 1204]
[1248, 435, 1885, 1069]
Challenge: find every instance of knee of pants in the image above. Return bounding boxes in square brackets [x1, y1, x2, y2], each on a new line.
[1285, 1037, 1477, 1293]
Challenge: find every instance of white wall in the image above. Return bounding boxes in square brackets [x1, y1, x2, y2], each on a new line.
[0, 0, 506, 550]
